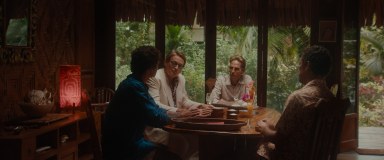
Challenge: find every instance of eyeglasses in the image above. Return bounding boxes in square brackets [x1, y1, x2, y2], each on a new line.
[228, 66, 241, 72]
[170, 60, 184, 69]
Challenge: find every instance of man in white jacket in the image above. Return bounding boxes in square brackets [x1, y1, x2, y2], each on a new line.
[146, 50, 213, 159]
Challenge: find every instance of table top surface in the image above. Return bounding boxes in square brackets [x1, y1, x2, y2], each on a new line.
[163, 107, 281, 137]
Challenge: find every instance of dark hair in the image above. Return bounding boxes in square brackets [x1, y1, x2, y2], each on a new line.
[130, 46, 161, 75]
[229, 55, 246, 69]
[301, 45, 332, 77]
[165, 50, 187, 66]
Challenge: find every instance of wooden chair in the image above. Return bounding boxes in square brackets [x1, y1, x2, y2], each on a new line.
[92, 87, 115, 112]
[93, 87, 115, 103]
[82, 91, 103, 160]
[308, 98, 351, 160]
[205, 78, 216, 93]
[91, 87, 114, 150]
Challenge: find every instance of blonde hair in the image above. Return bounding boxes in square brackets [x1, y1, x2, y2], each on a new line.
[229, 55, 246, 69]
[165, 50, 187, 66]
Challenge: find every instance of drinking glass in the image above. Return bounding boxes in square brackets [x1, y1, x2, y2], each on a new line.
[247, 102, 253, 116]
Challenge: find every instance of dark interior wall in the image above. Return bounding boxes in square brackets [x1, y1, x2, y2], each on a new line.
[0, 0, 95, 122]
[311, 0, 343, 94]
[76, 0, 95, 95]
[310, 0, 358, 152]
[95, 0, 115, 90]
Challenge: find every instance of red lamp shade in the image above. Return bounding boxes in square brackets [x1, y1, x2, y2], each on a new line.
[60, 65, 81, 108]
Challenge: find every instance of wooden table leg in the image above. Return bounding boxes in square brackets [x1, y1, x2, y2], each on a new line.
[199, 135, 260, 160]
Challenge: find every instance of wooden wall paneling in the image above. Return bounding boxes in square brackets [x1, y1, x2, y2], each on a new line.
[311, 0, 357, 152]
[95, 0, 115, 89]
[34, 0, 76, 92]
[0, 0, 80, 122]
[4, 76, 22, 120]
[0, 70, 5, 100]
[257, 0, 268, 107]
[0, 65, 36, 120]
[204, 0, 217, 94]
[312, 0, 343, 93]
[82, 70, 94, 97]
[34, 0, 77, 112]
[0, 66, 18, 122]
[0, 71, 6, 122]
[75, 0, 95, 93]
[5, 77, 21, 102]
[20, 67, 36, 115]
[156, 0, 165, 65]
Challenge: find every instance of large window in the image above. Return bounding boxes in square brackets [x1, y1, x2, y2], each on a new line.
[165, 25, 206, 102]
[115, 21, 206, 102]
[216, 26, 258, 78]
[115, 23, 311, 111]
[115, 20, 155, 86]
[266, 26, 310, 111]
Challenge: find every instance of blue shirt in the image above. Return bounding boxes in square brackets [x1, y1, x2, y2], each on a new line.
[102, 74, 170, 160]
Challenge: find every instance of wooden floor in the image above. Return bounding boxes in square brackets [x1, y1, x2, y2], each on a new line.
[358, 127, 384, 149]
[337, 151, 384, 160]
[337, 127, 384, 160]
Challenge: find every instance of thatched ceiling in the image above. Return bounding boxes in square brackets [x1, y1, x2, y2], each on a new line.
[116, 0, 311, 26]
[116, 0, 383, 26]
[360, 0, 384, 26]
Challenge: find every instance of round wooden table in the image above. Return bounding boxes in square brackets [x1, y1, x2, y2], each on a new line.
[163, 107, 281, 160]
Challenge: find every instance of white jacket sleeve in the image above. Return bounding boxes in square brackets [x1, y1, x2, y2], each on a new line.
[147, 77, 178, 115]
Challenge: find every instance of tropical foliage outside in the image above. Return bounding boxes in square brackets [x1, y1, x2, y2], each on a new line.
[116, 20, 310, 111]
[267, 27, 310, 111]
[359, 26, 384, 127]
[115, 20, 155, 85]
[165, 25, 205, 102]
[115, 21, 383, 127]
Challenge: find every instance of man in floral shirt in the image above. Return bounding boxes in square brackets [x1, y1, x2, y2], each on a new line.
[255, 45, 335, 160]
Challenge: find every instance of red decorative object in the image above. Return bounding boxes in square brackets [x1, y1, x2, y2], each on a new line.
[60, 65, 81, 108]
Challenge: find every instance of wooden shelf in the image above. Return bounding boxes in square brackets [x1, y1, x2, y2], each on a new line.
[35, 148, 58, 160]
[78, 133, 91, 143]
[79, 153, 94, 160]
[0, 112, 95, 160]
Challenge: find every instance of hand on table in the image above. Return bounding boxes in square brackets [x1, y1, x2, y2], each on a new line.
[194, 104, 213, 117]
[199, 104, 214, 110]
[175, 105, 214, 118]
[176, 108, 200, 118]
[255, 118, 276, 137]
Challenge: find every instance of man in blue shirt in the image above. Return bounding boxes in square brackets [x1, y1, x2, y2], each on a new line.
[102, 46, 175, 160]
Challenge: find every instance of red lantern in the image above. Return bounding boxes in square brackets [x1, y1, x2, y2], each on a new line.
[59, 65, 81, 108]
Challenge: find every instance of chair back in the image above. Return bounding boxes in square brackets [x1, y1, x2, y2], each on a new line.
[205, 78, 216, 93]
[308, 98, 350, 160]
[94, 87, 115, 103]
[92, 87, 115, 112]
[82, 91, 103, 160]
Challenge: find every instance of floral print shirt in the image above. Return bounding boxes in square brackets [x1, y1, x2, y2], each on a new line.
[258, 79, 334, 160]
